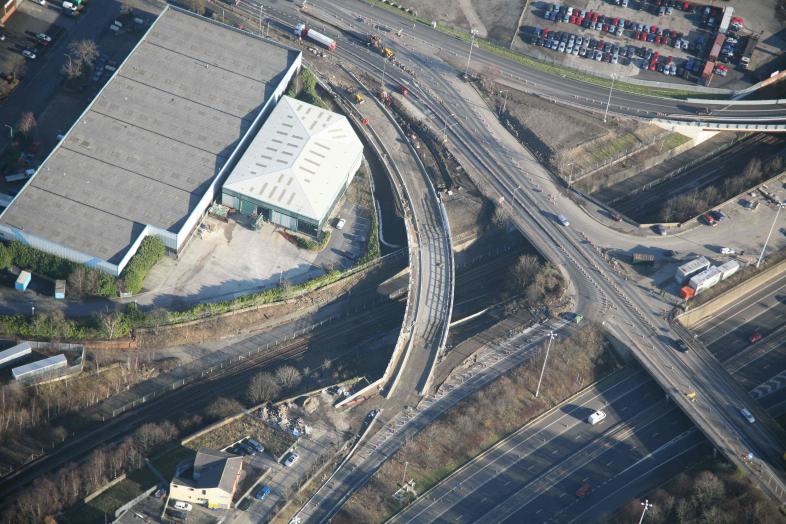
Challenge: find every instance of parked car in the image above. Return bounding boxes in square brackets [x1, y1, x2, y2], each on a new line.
[35, 33, 52, 43]
[173, 501, 193, 511]
[284, 452, 300, 467]
[335, 217, 346, 230]
[255, 485, 272, 501]
[22, 49, 37, 60]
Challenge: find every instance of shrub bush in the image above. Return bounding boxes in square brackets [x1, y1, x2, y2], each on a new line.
[120, 236, 164, 294]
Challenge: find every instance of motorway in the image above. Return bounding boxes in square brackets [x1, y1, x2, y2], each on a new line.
[293, 319, 572, 523]
[240, 0, 786, 517]
[389, 360, 786, 524]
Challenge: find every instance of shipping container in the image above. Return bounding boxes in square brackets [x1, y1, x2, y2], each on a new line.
[718, 6, 734, 34]
[0, 342, 32, 368]
[675, 257, 710, 284]
[680, 286, 695, 300]
[718, 260, 740, 280]
[15, 271, 31, 291]
[632, 253, 656, 265]
[689, 266, 722, 294]
[701, 60, 715, 85]
[12, 354, 67, 380]
[55, 280, 66, 300]
[709, 33, 726, 60]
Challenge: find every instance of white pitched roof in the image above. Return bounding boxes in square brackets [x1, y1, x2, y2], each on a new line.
[224, 96, 363, 223]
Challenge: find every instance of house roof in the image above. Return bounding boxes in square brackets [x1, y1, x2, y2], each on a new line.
[223, 96, 363, 223]
[191, 448, 243, 494]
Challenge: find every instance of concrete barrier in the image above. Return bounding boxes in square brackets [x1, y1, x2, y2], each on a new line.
[677, 258, 786, 328]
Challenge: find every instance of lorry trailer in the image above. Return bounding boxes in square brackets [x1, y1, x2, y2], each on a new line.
[294, 23, 336, 51]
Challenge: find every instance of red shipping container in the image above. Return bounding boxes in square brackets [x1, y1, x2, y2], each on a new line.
[680, 286, 695, 300]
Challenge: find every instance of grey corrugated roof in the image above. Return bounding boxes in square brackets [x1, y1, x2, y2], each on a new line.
[192, 449, 242, 493]
[0, 7, 299, 264]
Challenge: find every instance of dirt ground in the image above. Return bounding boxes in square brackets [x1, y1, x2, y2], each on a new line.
[398, 0, 526, 43]
[484, 82, 669, 182]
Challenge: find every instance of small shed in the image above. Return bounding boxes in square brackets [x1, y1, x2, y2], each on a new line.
[54, 280, 66, 300]
[15, 271, 31, 291]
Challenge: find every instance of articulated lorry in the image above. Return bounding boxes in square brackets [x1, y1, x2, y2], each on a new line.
[294, 23, 336, 51]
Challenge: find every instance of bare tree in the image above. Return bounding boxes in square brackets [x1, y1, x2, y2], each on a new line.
[99, 311, 123, 339]
[17, 112, 36, 136]
[205, 397, 243, 420]
[68, 40, 99, 68]
[247, 371, 281, 404]
[275, 365, 302, 390]
[61, 57, 84, 80]
[8, 55, 27, 83]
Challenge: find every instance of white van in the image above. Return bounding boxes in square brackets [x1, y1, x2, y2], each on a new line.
[62, 1, 77, 11]
[587, 410, 607, 425]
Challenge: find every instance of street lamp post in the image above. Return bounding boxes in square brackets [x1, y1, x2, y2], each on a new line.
[464, 29, 478, 77]
[3, 124, 11, 138]
[603, 73, 617, 124]
[535, 331, 557, 398]
[756, 203, 784, 268]
[381, 56, 388, 88]
[440, 112, 457, 142]
[638, 499, 653, 524]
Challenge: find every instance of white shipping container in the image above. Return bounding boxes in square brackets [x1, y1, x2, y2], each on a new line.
[12, 354, 67, 380]
[689, 266, 722, 294]
[0, 342, 32, 367]
[718, 260, 740, 280]
[675, 256, 711, 284]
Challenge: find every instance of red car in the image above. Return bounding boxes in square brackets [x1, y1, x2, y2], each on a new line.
[576, 483, 593, 498]
[650, 24, 657, 33]
[749, 332, 763, 344]
[655, 35, 662, 45]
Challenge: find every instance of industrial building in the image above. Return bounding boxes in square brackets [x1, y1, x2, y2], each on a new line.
[0, 7, 301, 275]
[170, 449, 243, 509]
[12, 354, 67, 381]
[0, 342, 31, 368]
[222, 96, 363, 235]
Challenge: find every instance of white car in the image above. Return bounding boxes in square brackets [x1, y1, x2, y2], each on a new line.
[720, 247, 735, 255]
[31, 0, 47, 5]
[173, 501, 192, 511]
[740, 408, 755, 424]
[284, 452, 299, 467]
[587, 410, 607, 425]
[22, 49, 36, 60]
[35, 32, 52, 43]
[335, 218, 346, 230]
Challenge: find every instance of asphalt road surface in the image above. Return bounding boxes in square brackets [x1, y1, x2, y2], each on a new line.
[251, 0, 786, 512]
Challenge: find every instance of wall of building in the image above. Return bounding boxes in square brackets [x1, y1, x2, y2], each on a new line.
[169, 482, 232, 509]
[0, 225, 123, 276]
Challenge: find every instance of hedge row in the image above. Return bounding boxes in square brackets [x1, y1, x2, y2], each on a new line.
[120, 237, 165, 294]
